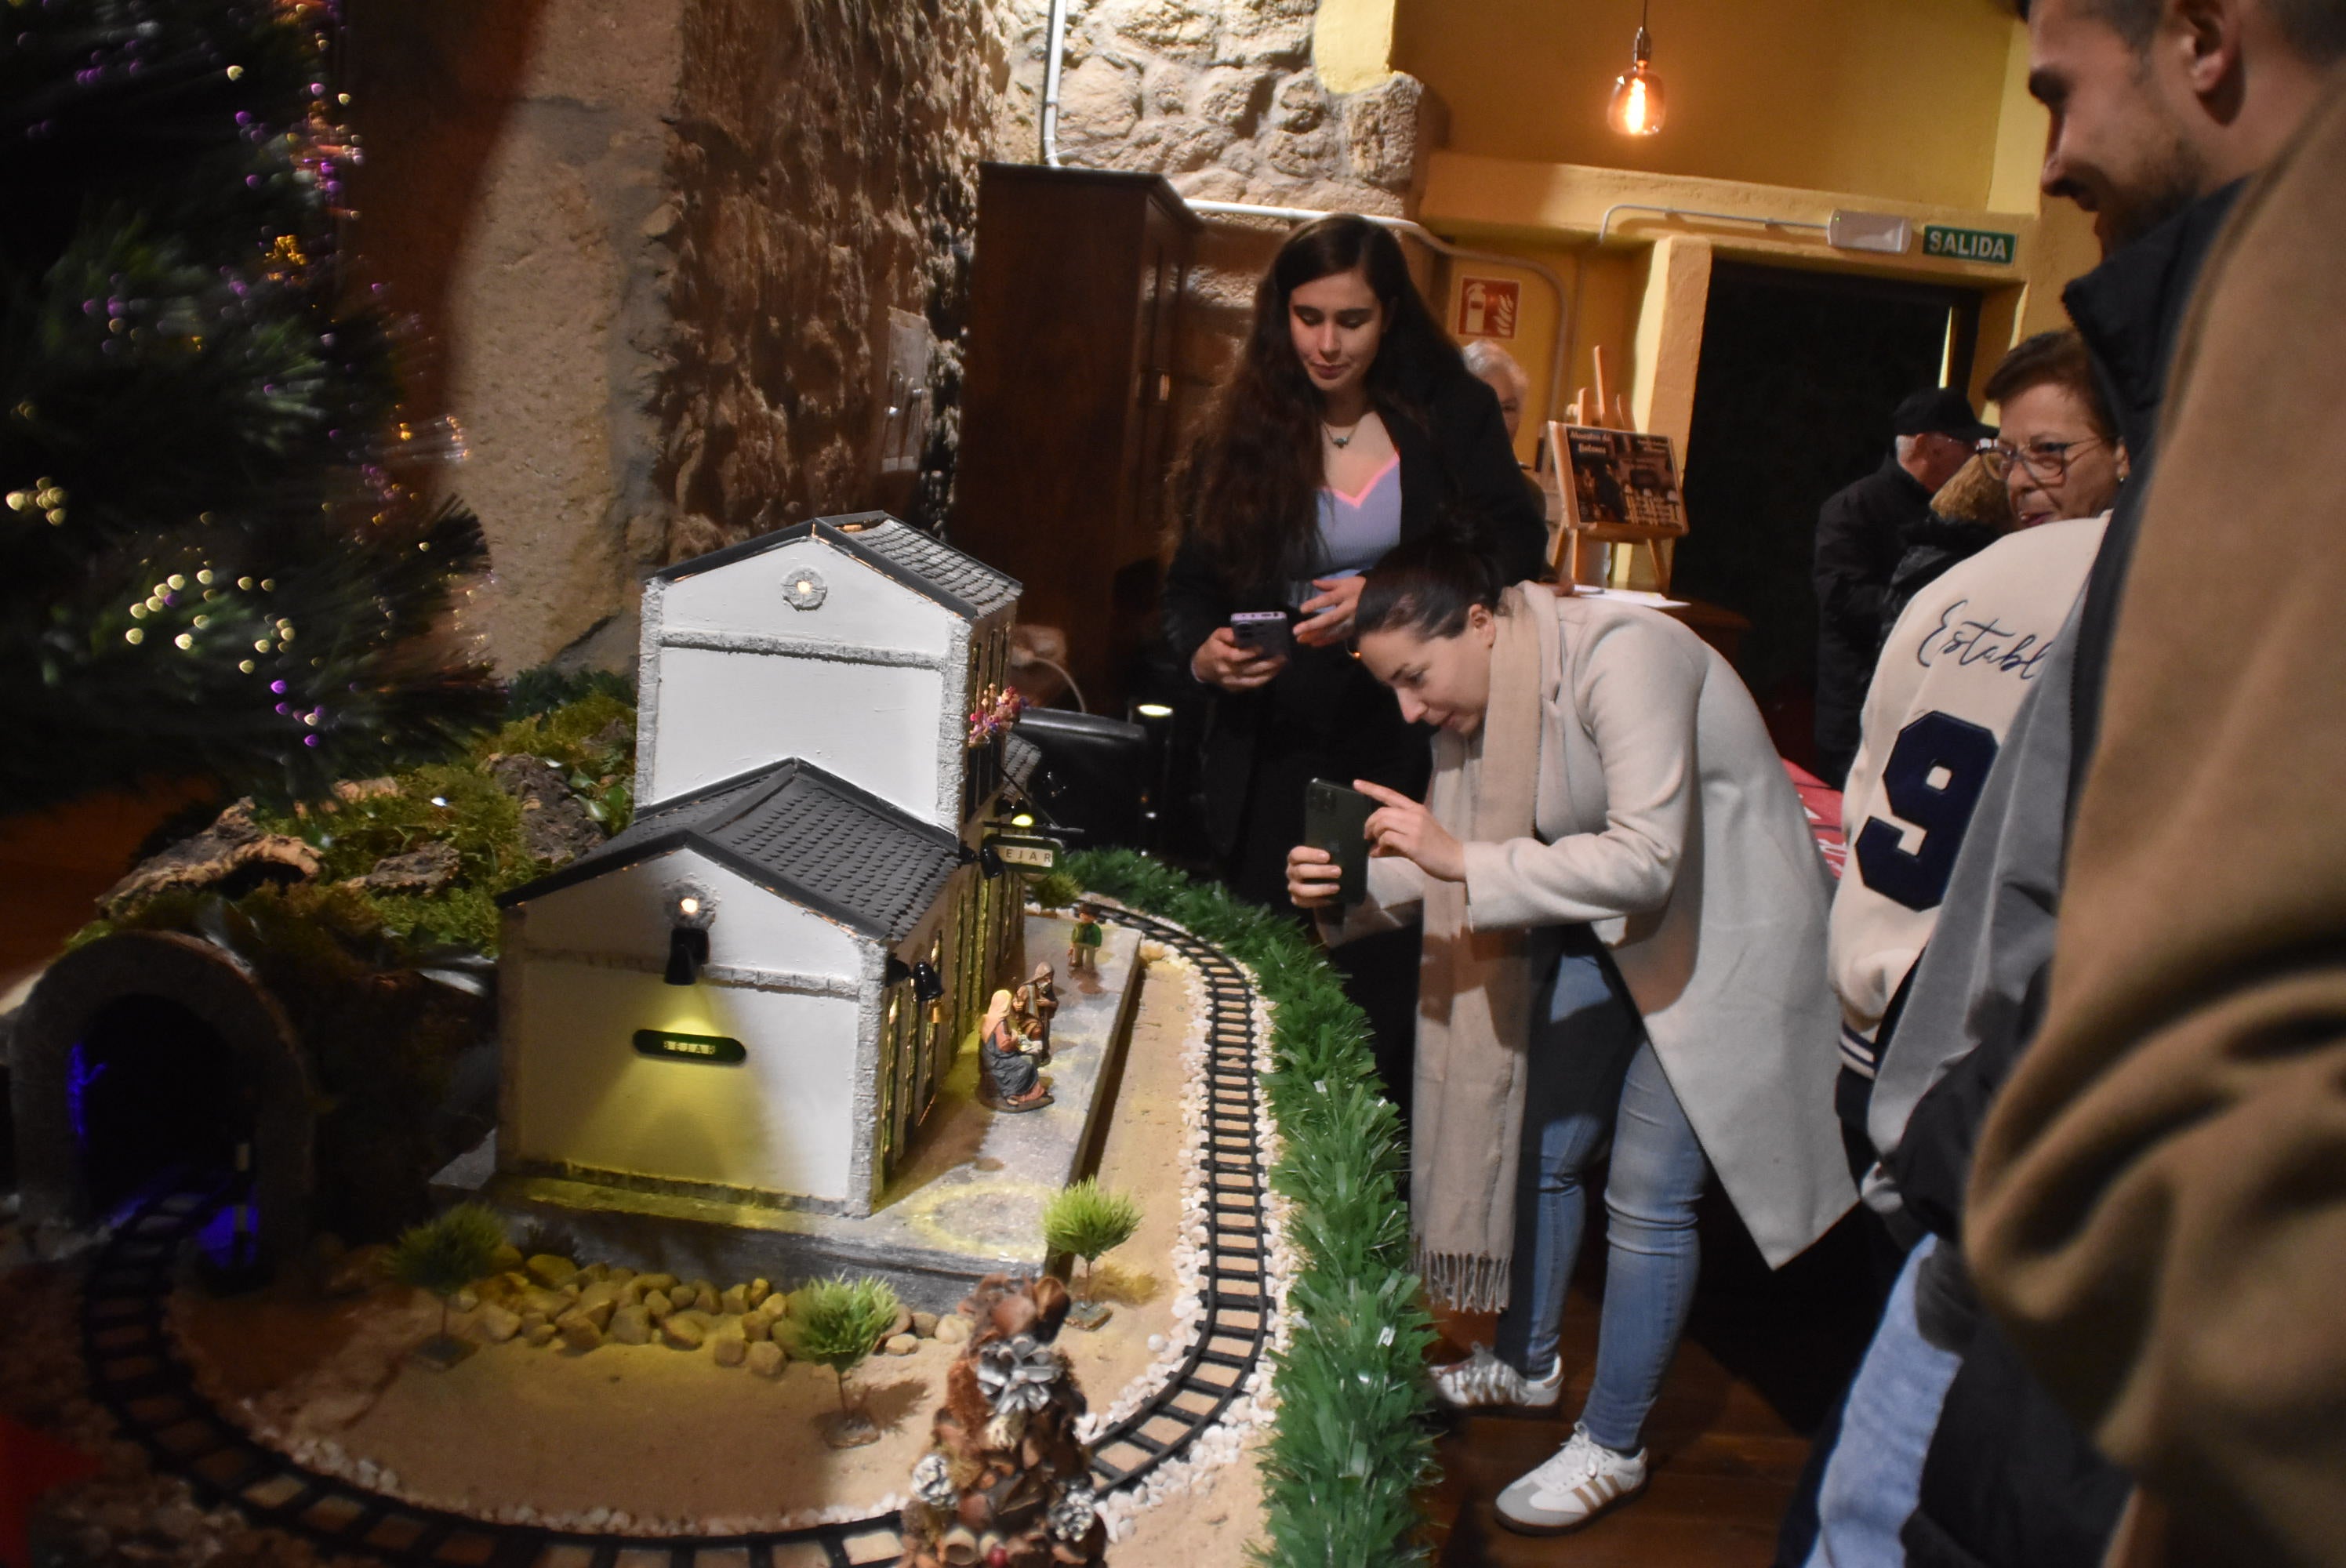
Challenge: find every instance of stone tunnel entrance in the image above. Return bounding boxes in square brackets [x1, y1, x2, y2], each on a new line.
[12, 931, 314, 1265]
[70, 993, 252, 1218]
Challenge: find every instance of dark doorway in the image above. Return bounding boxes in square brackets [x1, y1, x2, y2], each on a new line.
[71, 993, 252, 1216]
[1675, 262, 1981, 768]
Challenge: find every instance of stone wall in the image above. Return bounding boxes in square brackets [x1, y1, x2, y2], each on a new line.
[655, 0, 1030, 568]
[1005, 0, 1446, 406]
[354, 0, 1030, 673]
[353, 0, 1439, 673]
[349, 0, 690, 674]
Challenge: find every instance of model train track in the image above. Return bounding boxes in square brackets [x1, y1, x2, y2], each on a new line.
[75, 906, 1277, 1567]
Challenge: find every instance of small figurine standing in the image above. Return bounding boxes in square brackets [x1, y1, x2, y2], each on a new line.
[980, 989, 1051, 1112]
[1067, 902, 1103, 975]
[1023, 961, 1059, 1051]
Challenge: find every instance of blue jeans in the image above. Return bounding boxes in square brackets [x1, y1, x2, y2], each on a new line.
[1801, 1236, 1963, 1567]
[1493, 944, 1710, 1454]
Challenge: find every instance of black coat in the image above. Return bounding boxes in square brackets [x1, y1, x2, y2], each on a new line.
[1814, 456, 1934, 775]
[1887, 183, 2244, 1568]
[1163, 370, 1547, 886]
[1879, 514, 2006, 647]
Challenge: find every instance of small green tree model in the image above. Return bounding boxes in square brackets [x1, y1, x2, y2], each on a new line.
[785, 1275, 902, 1445]
[387, 1203, 507, 1364]
[1027, 869, 1082, 913]
[1044, 1178, 1142, 1301]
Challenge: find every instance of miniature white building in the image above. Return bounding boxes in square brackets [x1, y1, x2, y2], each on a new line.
[496, 516, 1030, 1216]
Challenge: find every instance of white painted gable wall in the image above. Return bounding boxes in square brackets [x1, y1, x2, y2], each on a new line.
[639, 536, 964, 826]
[503, 849, 872, 1203]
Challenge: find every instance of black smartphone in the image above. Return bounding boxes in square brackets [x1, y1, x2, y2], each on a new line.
[1229, 609, 1293, 659]
[1303, 779, 1376, 906]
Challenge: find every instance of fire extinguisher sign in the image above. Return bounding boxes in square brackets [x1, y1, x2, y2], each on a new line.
[1456, 277, 1521, 340]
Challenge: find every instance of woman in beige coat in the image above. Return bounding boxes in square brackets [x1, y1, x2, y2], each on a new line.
[1290, 535, 1851, 1534]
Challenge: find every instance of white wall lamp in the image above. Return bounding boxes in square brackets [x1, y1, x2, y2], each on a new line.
[663, 883, 717, 986]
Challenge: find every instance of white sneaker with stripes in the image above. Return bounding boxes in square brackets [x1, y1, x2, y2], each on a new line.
[1495, 1423, 1648, 1534]
[1430, 1345, 1563, 1410]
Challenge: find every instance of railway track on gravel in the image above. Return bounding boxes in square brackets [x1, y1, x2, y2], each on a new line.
[77, 906, 1280, 1567]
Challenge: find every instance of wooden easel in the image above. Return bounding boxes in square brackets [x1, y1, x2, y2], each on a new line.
[1542, 347, 1684, 593]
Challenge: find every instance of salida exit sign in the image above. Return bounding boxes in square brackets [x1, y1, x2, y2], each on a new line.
[1923, 225, 2017, 265]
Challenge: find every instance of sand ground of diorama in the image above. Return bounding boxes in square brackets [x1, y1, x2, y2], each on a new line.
[165, 950, 1268, 1562]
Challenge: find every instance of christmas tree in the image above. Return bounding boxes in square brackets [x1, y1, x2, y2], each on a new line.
[0, 0, 497, 815]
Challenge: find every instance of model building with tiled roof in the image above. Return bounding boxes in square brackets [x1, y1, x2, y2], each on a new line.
[496, 514, 1028, 1217]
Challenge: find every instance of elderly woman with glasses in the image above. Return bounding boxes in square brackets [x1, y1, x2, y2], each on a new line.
[1876, 332, 2130, 640]
[1977, 331, 2128, 528]
[1815, 331, 2127, 1567]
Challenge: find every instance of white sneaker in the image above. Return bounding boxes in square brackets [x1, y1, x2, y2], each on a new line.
[1430, 1345, 1563, 1410]
[1495, 1423, 1648, 1534]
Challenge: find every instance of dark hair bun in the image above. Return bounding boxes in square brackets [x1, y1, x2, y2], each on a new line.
[1356, 528, 1505, 641]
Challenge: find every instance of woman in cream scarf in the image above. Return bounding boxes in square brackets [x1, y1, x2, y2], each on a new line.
[1290, 535, 1850, 1536]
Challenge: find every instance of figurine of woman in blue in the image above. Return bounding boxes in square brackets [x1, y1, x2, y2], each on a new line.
[980, 989, 1051, 1112]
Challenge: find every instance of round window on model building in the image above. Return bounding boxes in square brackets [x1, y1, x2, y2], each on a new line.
[783, 568, 827, 610]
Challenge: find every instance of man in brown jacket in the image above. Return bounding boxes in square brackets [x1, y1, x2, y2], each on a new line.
[1969, 56, 2346, 1568]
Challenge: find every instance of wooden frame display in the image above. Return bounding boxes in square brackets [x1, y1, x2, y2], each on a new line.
[1542, 421, 1690, 590]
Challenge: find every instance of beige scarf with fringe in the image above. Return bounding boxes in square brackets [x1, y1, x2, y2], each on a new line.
[1411, 582, 1555, 1311]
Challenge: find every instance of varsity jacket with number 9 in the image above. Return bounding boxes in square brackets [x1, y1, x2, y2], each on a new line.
[1827, 512, 2109, 1093]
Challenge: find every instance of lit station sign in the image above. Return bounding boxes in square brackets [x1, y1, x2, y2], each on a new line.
[633, 1029, 746, 1065]
[987, 832, 1061, 870]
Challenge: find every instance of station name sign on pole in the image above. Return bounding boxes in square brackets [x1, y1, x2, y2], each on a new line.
[986, 831, 1062, 871]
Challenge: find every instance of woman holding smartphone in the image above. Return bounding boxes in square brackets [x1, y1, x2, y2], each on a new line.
[1165, 216, 1544, 1116]
[1287, 535, 1850, 1536]
[1164, 214, 1546, 913]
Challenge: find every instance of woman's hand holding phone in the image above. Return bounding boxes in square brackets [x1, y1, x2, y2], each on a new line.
[1294, 574, 1367, 647]
[1193, 626, 1285, 691]
[1354, 779, 1466, 883]
[1285, 844, 1343, 909]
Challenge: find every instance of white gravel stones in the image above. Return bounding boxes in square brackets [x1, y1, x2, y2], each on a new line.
[1064, 906, 1296, 1538]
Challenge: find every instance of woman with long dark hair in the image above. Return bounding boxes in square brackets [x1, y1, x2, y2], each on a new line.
[1164, 214, 1545, 919]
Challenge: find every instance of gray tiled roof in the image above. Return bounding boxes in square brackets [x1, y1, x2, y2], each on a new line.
[649, 513, 1020, 622]
[499, 758, 964, 942]
[854, 520, 1021, 619]
[1002, 730, 1044, 793]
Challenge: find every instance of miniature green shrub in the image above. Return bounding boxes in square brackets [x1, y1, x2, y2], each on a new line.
[1044, 1178, 1142, 1298]
[1026, 869, 1083, 911]
[785, 1276, 903, 1410]
[388, 1203, 507, 1338]
[1065, 848, 1436, 1568]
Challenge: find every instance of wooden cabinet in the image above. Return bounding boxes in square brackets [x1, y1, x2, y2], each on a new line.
[952, 165, 1198, 717]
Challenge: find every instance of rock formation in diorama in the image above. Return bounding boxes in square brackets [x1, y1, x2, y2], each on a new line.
[901, 1275, 1106, 1568]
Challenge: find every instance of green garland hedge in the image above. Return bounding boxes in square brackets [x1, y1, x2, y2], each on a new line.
[1065, 849, 1436, 1566]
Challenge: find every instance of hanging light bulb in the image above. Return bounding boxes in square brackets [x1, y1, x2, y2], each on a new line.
[1607, 2, 1666, 138]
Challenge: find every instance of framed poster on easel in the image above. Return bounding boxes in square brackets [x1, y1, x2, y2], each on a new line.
[1541, 421, 1689, 591]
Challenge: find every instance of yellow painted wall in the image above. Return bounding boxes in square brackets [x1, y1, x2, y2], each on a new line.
[1400, 0, 2116, 538]
[1395, 0, 2021, 212]
[1316, 0, 1400, 93]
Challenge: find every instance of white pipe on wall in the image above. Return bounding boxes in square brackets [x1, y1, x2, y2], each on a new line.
[1040, 0, 1070, 167]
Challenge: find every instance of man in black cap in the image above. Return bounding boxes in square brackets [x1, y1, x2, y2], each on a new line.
[1811, 387, 1996, 786]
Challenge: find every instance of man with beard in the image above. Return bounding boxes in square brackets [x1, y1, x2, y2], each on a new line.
[1968, 53, 2346, 1568]
[1780, 2, 2346, 1565]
